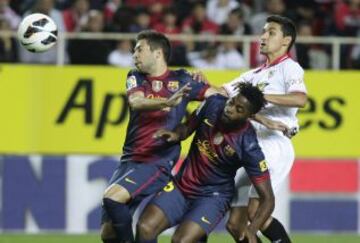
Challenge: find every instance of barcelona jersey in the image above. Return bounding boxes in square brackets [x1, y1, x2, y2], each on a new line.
[121, 69, 209, 167]
[176, 95, 270, 199]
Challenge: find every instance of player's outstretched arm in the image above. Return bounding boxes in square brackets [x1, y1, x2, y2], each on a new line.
[264, 92, 307, 108]
[191, 70, 228, 98]
[128, 84, 191, 111]
[153, 122, 194, 142]
[245, 179, 275, 242]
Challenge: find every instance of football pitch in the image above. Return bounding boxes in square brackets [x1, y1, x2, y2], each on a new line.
[0, 233, 359, 243]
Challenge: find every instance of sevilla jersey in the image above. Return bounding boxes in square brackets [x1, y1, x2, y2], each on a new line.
[176, 95, 270, 199]
[223, 54, 307, 136]
[122, 69, 209, 166]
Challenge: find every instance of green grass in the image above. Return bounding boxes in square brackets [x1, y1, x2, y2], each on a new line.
[0, 233, 359, 243]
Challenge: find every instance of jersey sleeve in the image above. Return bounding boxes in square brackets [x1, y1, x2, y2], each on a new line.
[185, 100, 208, 131]
[284, 62, 307, 94]
[239, 126, 270, 185]
[179, 69, 209, 101]
[125, 70, 145, 96]
[222, 70, 253, 98]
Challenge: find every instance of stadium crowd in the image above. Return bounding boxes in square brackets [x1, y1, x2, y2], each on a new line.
[0, 0, 359, 69]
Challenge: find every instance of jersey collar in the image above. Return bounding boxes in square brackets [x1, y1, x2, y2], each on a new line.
[255, 53, 290, 73]
[146, 69, 170, 81]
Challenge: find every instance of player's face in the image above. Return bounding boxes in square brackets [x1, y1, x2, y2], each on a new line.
[133, 39, 156, 73]
[221, 95, 252, 125]
[260, 22, 288, 55]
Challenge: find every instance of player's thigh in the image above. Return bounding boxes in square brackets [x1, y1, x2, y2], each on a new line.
[100, 222, 116, 240]
[172, 220, 207, 243]
[149, 181, 188, 229]
[137, 204, 171, 239]
[105, 161, 171, 203]
[183, 196, 229, 236]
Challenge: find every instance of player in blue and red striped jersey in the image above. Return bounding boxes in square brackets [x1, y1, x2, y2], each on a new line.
[136, 82, 275, 243]
[101, 30, 217, 243]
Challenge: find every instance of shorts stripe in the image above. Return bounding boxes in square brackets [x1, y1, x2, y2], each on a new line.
[132, 168, 163, 197]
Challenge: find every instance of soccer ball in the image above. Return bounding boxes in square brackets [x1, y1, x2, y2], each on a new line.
[17, 13, 58, 53]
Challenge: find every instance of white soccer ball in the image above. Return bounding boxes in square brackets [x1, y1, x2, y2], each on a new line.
[17, 13, 58, 53]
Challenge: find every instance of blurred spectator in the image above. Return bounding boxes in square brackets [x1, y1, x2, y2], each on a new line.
[216, 41, 246, 69]
[19, 0, 67, 64]
[220, 7, 251, 36]
[129, 9, 151, 32]
[182, 3, 218, 52]
[108, 39, 133, 67]
[124, 0, 172, 8]
[104, 0, 122, 24]
[334, 0, 360, 36]
[154, 9, 180, 37]
[0, 17, 17, 62]
[249, 0, 286, 34]
[182, 3, 219, 35]
[187, 45, 222, 69]
[108, 6, 135, 32]
[0, 0, 21, 30]
[68, 10, 111, 64]
[296, 21, 330, 69]
[206, 0, 239, 25]
[287, 0, 327, 36]
[148, 1, 165, 27]
[62, 0, 90, 32]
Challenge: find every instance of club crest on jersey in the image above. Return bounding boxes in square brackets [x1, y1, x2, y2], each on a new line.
[224, 145, 235, 157]
[213, 132, 224, 145]
[259, 160, 268, 172]
[152, 80, 163, 92]
[256, 82, 269, 91]
[126, 75, 137, 90]
[268, 70, 275, 79]
[167, 81, 179, 92]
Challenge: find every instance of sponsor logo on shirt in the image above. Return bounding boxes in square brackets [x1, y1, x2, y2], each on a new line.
[167, 81, 179, 92]
[203, 118, 213, 127]
[196, 139, 218, 163]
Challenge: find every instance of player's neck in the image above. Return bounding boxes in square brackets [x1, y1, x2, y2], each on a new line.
[147, 62, 168, 77]
[266, 50, 288, 65]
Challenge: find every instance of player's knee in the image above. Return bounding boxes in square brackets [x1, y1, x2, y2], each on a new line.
[172, 232, 193, 243]
[226, 220, 240, 237]
[136, 220, 158, 240]
[100, 222, 117, 240]
[103, 184, 130, 203]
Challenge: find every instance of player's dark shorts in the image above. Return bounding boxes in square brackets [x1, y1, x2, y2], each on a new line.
[150, 181, 230, 235]
[102, 161, 172, 223]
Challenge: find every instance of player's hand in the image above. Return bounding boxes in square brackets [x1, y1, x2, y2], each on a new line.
[191, 70, 209, 84]
[166, 83, 192, 107]
[153, 129, 180, 142]
[241, 227, 257, 243]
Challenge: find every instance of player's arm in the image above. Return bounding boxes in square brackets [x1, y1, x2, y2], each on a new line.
[247, 178, 275, 236]
[264, 92, 307, 108]
[191, 70, 228, 98]
[128, 84, 191, 111]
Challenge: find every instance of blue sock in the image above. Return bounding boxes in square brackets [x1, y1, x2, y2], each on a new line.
[103, 198, 134, 242]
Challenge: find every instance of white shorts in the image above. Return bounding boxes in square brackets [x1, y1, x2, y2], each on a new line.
[231, 134, 295, 207]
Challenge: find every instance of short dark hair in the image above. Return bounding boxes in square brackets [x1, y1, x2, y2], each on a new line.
[266, 15, 296, 52]
[136, 30, 171, 63]
[236, 82, 267, 114]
